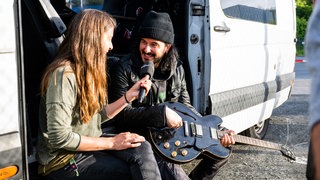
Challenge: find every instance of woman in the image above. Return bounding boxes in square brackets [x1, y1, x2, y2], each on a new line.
[36, 9, 161, 180]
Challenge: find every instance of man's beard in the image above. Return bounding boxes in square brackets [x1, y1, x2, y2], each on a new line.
[142, 52, 163, 65]
[153, 57, 162, 64]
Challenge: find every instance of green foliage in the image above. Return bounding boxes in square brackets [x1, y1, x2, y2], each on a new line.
[295, 0, 313, 56]
[296, 0, 313, 19]
[296, 17, 308, 56]
[296, 17, 308, 41]
[296, 0, 312, 6]
[296, 47, 304, 56]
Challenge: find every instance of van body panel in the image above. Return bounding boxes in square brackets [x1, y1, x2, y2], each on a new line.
[0, 54, 19, 134]
[222, 99, 276, 133]
[0, 0, 24, 179]
[209, 0, 277, 93]
[204, 0, 295, 132]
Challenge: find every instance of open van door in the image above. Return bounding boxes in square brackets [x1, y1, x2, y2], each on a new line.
[0, 0, 25, 179]
[0, 0, 67, 179]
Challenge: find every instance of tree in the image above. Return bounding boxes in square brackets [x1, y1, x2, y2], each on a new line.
[296, 0, 313, 55]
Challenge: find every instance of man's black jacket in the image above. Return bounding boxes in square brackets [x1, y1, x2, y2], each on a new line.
[107, 54, 198, 134]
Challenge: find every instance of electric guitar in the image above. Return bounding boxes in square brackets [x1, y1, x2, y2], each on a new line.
[148, 102, 296, 164]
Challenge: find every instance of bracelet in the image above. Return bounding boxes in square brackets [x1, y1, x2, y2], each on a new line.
[124, 92, 130, 103]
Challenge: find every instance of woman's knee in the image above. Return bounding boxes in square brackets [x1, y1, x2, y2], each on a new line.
[130, 141, 156, 161]
[136, 141, 153, 154]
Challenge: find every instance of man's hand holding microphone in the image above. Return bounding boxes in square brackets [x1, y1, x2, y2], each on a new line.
[138, 61, 182, 129]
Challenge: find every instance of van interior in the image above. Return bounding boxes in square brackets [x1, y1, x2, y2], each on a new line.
[22, 0, 189, 178]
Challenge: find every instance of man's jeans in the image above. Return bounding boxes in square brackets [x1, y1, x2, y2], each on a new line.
[45, 141, 161, 180]
[155, 153, 229, 180]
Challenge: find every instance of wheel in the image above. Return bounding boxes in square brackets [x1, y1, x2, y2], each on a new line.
[242, 118, 270, 139]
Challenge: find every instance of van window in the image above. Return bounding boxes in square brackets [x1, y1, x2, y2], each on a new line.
[220, 0, 277, 24]
[67, 0, 104, 12]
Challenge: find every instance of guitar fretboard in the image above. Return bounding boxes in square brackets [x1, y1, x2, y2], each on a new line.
[217, 130, 281, 150]
[184, 121, 282, 151]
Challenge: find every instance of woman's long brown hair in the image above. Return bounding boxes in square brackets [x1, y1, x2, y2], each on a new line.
[40, 9, 116, 123]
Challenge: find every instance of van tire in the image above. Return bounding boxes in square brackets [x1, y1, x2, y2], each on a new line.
[242, 118, 270, 139]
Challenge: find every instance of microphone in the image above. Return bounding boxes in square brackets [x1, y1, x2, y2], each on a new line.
[138, 61, 154, 103]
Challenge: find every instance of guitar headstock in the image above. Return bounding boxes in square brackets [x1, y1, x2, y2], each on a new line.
[280, 146, 296, 161]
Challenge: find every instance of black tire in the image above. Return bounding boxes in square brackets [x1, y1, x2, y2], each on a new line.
[242, 118, 270, 139]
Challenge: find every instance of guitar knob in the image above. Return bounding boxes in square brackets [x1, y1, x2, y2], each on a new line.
[163, 142, 170, 149]
[181, 150, 188, 156]
[174, 140, 181, 146]
[171, 151, 177, 157]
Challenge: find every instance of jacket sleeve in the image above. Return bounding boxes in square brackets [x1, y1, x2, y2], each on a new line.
[172, 65, 202, 116]
[108, 58, 167, 128]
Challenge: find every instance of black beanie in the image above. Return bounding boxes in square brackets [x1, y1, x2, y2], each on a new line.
[138, 11, 174, 44]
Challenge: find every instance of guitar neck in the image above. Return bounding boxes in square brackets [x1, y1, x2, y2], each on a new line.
[217, 131, 281, 150]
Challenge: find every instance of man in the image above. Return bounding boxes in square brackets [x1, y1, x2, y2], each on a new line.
[108, 11, 235, 179]
[305, 1, 320, 179]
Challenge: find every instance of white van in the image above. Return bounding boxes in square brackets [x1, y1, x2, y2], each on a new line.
[0, 0, 296, 179]
[202, 1, 296, 137]
[103, 0, 296, 138]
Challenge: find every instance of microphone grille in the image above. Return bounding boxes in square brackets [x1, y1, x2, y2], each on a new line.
[140, 61, 154, 78]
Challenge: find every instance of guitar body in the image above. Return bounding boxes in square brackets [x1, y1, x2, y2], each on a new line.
[148, 102, 230, 164]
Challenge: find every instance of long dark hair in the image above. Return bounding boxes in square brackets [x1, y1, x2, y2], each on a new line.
[157, 43, 179, 73]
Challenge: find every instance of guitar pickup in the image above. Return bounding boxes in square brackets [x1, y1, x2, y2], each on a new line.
[210, 127, 218, 139]
[195, 124, 203, 137]
[183, 121, 189, 137]
[190, 122, 196, 136]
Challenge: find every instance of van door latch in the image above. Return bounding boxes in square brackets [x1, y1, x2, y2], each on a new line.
[213, 25, 230, 32]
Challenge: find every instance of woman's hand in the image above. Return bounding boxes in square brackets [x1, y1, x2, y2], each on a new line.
[110, 132, 146, 150]
[77, 132, 145, 151]
[220, 130, 236, 147]
[105, 76, 151, 118]
[165, 106, 183, 129]
[125, 76, 152, 103]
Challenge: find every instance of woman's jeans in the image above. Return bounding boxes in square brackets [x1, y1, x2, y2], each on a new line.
[45, 141, 161, 180]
